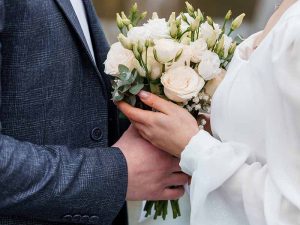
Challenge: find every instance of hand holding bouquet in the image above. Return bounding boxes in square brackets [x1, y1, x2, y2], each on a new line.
[104, 1, 245, 220]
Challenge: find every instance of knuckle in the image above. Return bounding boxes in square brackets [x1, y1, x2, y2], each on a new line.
[146, 115, 156, 125]
[144, 128, 154, 140]
[155, 115, 166, 126]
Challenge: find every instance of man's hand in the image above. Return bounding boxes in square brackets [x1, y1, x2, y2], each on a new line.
[113, 126, 188, 201]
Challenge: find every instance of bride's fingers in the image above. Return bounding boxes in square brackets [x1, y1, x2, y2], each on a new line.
[138, 91, 177, 115]
[117, 101, 154, 124]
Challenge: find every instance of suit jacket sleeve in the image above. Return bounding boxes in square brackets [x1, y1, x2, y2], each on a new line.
[0, 2, 128, 225]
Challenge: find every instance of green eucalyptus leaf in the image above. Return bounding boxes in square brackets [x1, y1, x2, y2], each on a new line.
[120, 71, 133, 82]
[129, 83, 144, 95]
[115, 79, 125, 88]
[112, 90, 124, 102]
[125, 95, 137, 106]
[118, 64, 130, 74]
[127, 72, 137, 84]
[120, 84, 131, 93]
[117, 78, 132, 87]
[136, 75, 145, 84]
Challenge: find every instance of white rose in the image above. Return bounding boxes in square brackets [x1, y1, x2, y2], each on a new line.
[127, 26, 151, 45]
[198, 50, 221, 80]
[165, 45, 192, 71]
[104, 42, 135, 76]
[223, 35, 233, 58]
[143, 18, 170, 40]
[161, 66, 205, 102]
[190, 38, 208, 63]
[154, 39, 183, 64]
[200, 22, 222, 47]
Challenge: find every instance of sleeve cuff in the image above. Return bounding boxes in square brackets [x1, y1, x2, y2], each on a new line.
[180, 130, 221, 175]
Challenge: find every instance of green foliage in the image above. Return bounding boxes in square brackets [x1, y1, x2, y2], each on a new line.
[111, 65, 145, 106]
[128, 3, 147, 27]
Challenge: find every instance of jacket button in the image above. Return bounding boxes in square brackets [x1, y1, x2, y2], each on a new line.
[80, 215, 89, 223]
[72, 214, 81, 223]
[89, 215, 99, 224]
[91, 127, 103, 141]
[62, 215, 72, 222]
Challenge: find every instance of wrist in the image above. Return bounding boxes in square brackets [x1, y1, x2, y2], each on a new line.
[179, 127, 200, 157]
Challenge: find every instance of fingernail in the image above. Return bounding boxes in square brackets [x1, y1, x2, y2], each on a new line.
[138, 90, 150, 100]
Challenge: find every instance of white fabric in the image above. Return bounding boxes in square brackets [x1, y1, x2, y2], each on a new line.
[180, 1, 300, 225]
[70, 0, 95, 60]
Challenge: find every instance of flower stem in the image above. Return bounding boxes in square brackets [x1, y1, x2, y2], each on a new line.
[144, 200, 181, 220]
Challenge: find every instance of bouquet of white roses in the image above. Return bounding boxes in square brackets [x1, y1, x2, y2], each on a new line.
[104, 1, 245, 220]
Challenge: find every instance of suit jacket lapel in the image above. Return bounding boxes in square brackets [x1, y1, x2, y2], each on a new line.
[54, 0, 108, 99]
[54, 0, 97, 69]
[83, 0, 112, 93]
[82, 0, 110, 75]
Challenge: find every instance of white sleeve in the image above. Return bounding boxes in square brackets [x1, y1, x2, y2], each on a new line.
[180, 18, 300, 225]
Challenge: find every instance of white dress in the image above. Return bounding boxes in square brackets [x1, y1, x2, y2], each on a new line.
[180, 1, 300, 225]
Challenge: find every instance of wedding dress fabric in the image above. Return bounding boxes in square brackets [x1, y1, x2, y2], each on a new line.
[180, 1, 300, 225]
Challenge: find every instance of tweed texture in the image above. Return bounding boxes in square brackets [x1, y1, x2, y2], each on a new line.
[0, 0, 128, 224]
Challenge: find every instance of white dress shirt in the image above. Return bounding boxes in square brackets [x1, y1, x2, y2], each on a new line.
[180, 1, 300, 225]
[70, 0, 95, 60]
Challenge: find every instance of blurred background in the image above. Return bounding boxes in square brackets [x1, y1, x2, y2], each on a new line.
[92, 0, 279, 44]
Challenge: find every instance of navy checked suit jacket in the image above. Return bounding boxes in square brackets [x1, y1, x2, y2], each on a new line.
[0, 0, 128, 224]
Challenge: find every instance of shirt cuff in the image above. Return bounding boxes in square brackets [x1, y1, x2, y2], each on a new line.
[180, 130, 221, 175]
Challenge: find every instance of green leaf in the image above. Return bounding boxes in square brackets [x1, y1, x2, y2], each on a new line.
[136, 75, 145, 84]
[120, 84, 131, 93]
[116, 78, 131, 87]
[112, 90, 124, 102]
[119, 71, 132, 82]
[129, 83, 144, 95]
[125, 95, 137, 106]
[118, 64, 130, 74]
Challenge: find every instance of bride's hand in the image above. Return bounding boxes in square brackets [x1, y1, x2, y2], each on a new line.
[117, 91, 199, 157]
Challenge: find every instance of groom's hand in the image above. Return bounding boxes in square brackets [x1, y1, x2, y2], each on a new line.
[113, 126, 188, 201]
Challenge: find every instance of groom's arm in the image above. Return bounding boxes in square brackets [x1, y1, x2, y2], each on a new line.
[0, 3, 127, 224]
[0, 135, 127, 225]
